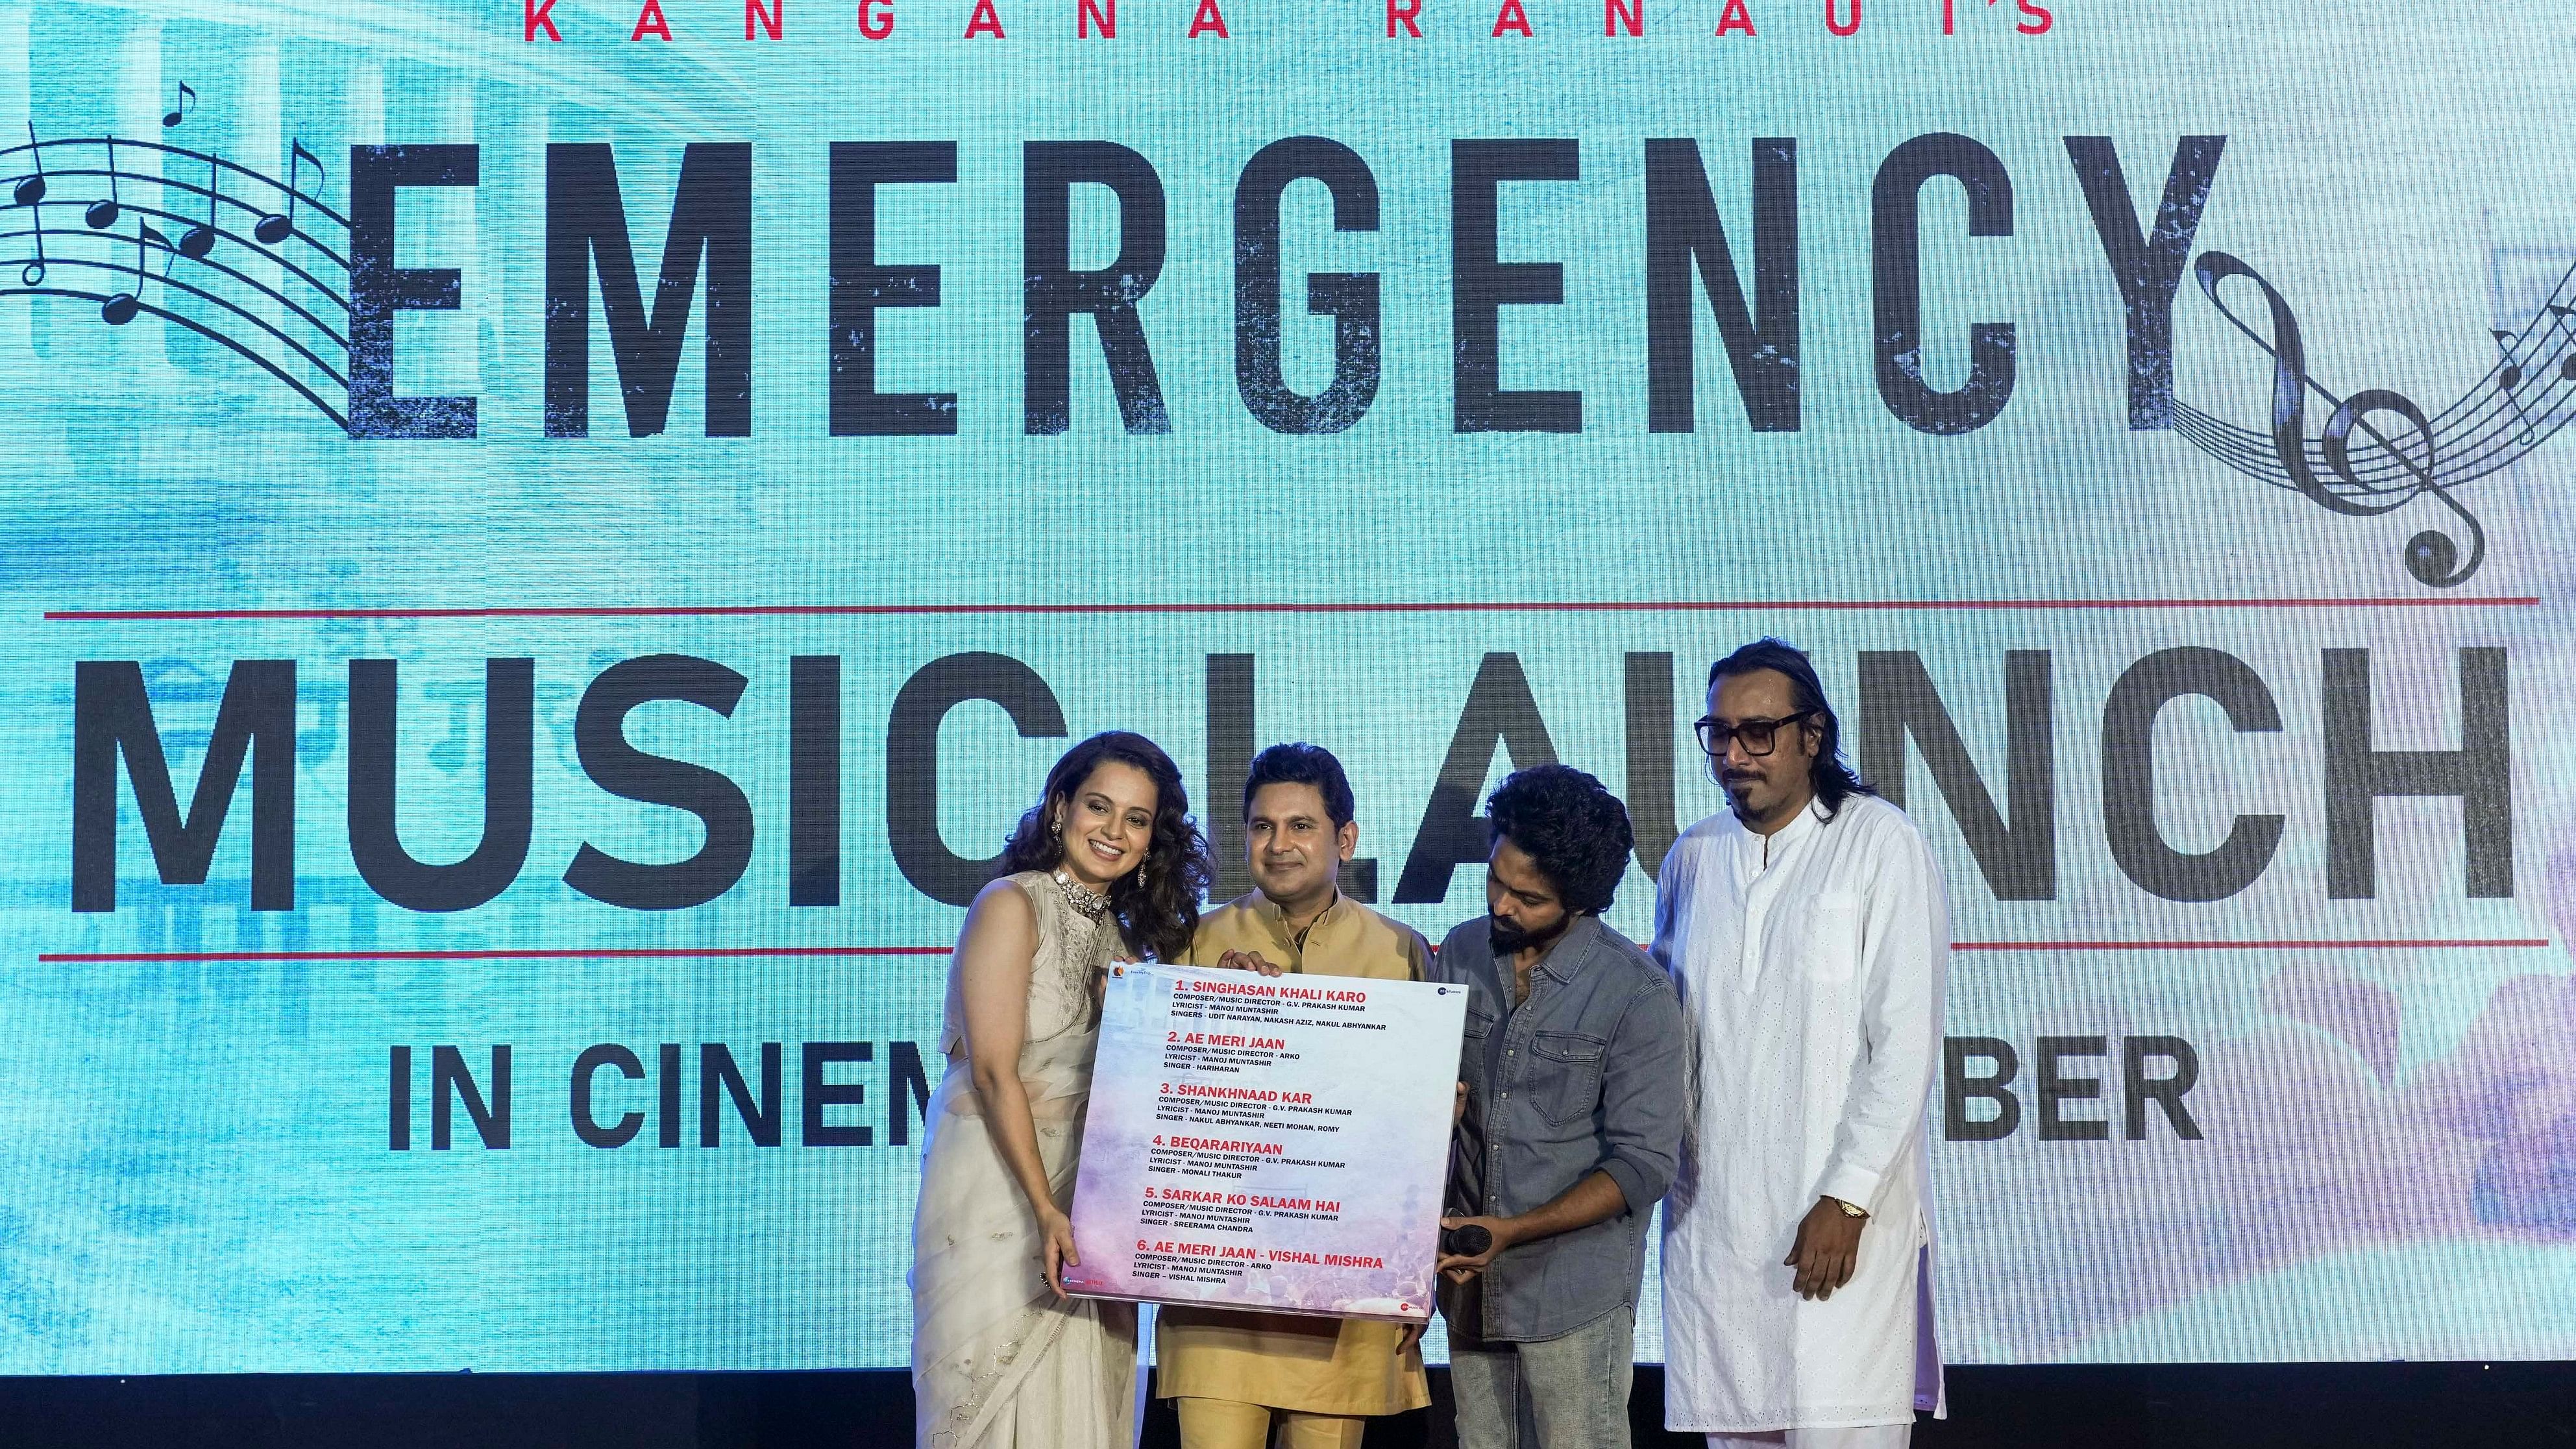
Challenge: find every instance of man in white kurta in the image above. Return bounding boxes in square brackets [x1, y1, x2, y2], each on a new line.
[1652, 640, 1948, 1448]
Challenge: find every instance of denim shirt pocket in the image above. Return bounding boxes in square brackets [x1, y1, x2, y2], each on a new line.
[1461, 1001, 1498, 1073]
[1528, 1030, 1608, 1126]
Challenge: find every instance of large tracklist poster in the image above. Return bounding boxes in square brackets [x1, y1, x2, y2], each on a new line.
[2, 0, 2571, 1374]
[1062, 964, 1464, 1319]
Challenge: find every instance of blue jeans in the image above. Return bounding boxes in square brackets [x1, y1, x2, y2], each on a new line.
[1447, 1304, 1636, 1449]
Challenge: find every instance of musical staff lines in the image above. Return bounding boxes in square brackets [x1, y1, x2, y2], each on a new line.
[2173, 245, 2576, 589]
[1, 126, 350, 430]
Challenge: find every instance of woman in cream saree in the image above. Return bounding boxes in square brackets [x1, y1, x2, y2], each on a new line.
[911, 732, 1211, 1449]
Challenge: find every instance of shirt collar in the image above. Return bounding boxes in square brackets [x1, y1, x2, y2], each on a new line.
[1534, 913, 1602, 983]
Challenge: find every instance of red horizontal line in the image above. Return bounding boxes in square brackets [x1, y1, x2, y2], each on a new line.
[38, 597, 2544, 622]
[34, 945, 951, 964]
[1952, 938, 2551, 952]
[34, 939, 2552, 964]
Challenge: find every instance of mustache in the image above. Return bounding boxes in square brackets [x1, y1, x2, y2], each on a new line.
[1489, 915, 1559, 956]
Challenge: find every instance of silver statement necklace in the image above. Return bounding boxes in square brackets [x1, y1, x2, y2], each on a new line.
[1051, 867, 1111, 921]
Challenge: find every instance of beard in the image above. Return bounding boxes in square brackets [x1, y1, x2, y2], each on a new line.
[1490, 912, 1569, 958]
[1722, 768, 1784, 823]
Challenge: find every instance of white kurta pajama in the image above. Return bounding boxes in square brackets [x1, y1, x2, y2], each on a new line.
[1652, 794, 1948, 1435]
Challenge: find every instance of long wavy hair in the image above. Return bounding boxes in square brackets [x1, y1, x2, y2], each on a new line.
[1708, 637, 1878, 820]
[998, 731, 1212, 962]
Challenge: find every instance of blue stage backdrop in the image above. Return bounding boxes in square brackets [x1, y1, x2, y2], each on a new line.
[3, 0, 2571, 1375]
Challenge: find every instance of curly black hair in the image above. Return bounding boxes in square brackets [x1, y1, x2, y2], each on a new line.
[1485, 763, 1634, 917]
[998, 731, 1214, 963]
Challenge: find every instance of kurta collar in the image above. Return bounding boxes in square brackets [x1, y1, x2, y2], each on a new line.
[1732, 794, 1830, 865]
[1777, 795, 1831, 844]
[1251, 885, 1341, 929]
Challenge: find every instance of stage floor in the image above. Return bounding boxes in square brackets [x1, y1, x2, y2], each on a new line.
[3, 1363, 2571, 1448]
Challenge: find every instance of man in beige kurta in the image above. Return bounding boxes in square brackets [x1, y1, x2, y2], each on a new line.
[1159, 743, 1433, 1449]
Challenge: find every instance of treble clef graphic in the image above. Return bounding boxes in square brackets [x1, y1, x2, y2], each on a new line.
[2192, 251, 2485, 587]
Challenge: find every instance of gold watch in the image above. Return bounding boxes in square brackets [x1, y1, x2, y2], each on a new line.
[1829, 1196, 1868, 1220]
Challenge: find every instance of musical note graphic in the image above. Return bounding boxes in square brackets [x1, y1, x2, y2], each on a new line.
[84, 136, 119, 229]
[2170, 243, 2576, 588]
[13, 123, 44, 207]
[2546, 304, 2576, 384]
[0, 114, 355, 429]
[177, 154, 217, 260]
[253, 140, 320, 246]
[2488, 329, 2539, 445]
[100, 220, 169, 325]
[11, 123, 43, 285]
[2176, 251, 2490, 587]
[425, 680, 484, 774]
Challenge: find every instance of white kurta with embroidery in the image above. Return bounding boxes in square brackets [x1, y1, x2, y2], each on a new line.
[1651, 794, 1948, 1433]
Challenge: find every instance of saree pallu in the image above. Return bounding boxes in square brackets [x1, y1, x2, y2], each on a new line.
[910, 1030, 1136, 1449]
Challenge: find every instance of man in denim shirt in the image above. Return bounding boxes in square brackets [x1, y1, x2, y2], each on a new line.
[1432, 764, 1688, 1449]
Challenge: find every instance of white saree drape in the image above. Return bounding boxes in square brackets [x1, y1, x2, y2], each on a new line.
[911, 871, 1136, 1449]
